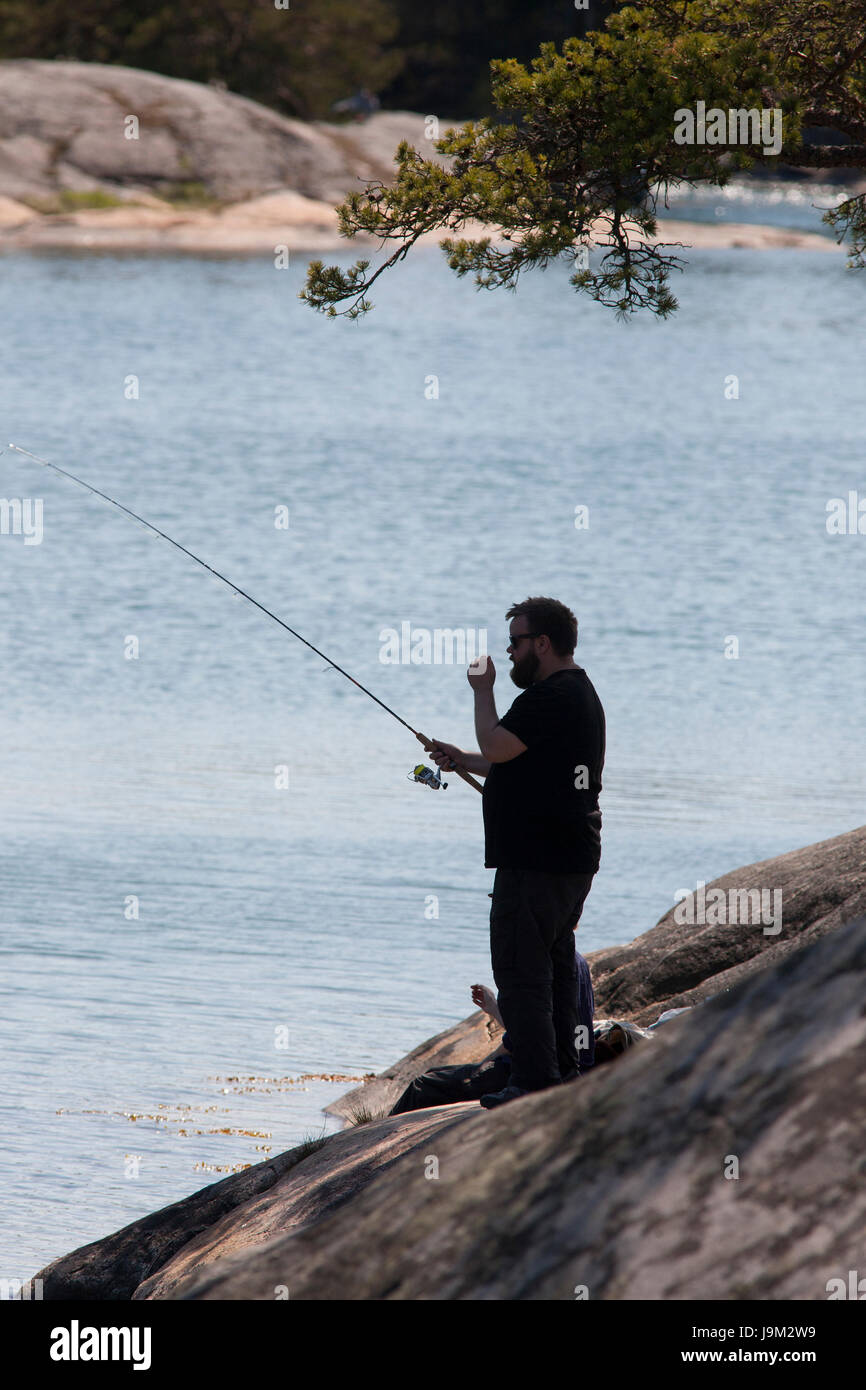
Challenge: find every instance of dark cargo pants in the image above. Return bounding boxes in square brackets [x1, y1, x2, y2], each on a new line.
[490, 867, 595, 1092]
[390, 1053, 513, 1115]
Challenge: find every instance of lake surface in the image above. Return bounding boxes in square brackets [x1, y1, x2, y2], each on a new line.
[1, 184, 864, 1281]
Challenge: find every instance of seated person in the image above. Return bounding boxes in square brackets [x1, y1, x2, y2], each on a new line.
[390, 949, 595, 1115]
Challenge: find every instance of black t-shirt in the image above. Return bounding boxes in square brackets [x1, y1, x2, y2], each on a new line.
[482, 666, 605, 873]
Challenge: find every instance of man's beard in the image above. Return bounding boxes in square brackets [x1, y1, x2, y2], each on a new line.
[510, 650, 540, 689]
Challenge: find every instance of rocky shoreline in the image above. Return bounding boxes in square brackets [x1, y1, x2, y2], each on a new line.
[0, 59, 846, 256]
[0, 188, 843, 257]
[32, 822, 866, 1300]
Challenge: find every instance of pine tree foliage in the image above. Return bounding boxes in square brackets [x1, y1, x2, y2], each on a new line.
[301, 0, 866, 319]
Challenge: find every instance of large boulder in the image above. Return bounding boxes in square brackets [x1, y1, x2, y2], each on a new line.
[0, 59, 445, 203]
[587, 822, 866, 1024]
[152, 912, 866, 1300]
[0, 61, 844, 256]
[32, 908, 861, 1300]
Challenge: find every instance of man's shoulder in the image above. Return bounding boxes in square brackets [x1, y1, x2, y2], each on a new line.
[501, 667, 603, 728]
[501, 681, 546, 717]
[545, 666, 597, 696]
[541, 669, 605, 729]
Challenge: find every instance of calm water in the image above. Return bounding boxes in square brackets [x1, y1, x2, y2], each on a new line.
[1, 187, 865, 1280]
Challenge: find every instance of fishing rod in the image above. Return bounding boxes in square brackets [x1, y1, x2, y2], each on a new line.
[5, 443, 484, 795]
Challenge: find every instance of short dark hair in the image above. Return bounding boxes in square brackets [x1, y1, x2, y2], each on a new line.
[506, 597, 577, 657]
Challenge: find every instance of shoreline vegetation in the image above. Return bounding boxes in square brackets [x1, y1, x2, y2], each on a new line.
[31, 822, 866, 1300]
[0, 60, 851, 257]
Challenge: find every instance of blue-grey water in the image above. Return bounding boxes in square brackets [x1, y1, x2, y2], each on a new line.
[1, 183, 864, 1281]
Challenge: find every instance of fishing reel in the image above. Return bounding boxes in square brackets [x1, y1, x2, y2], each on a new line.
[408, 763, 448, 790]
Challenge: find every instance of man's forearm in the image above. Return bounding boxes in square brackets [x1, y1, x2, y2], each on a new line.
[457, 751, 491, 776]
[474, 688, 501, 761]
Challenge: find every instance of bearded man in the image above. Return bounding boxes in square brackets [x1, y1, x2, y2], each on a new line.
[432, 596, 606, 1108]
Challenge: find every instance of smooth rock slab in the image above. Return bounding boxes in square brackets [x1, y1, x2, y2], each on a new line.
[159, 913, 866, 1300]
[587, 822, 866, 1024]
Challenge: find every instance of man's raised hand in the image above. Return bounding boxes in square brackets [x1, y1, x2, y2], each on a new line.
[467, 654, 495, 690]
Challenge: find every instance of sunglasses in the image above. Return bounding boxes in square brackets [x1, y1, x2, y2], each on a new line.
[507, 631, 540, 649]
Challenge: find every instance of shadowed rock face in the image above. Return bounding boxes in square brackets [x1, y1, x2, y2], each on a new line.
[133, 1108, 474, 1300]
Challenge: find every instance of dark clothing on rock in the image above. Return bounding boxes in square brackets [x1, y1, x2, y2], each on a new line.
[482, 666, 605, 874]
[390, 1053, 513, 1115]
[390, 949, 596, 1115]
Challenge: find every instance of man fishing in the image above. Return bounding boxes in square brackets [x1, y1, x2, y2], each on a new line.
[432, 596, 605, 1109]
[7, 457, 603, 1116]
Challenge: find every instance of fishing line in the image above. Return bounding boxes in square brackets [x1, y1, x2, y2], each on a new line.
[5, 442, 483, 794]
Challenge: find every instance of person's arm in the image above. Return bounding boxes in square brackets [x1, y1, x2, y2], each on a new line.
[430, 743, 491, 777]
[468, 658, 527, 764]
[471, 984, 509, 1056]
[471, 983, 504, 1027]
